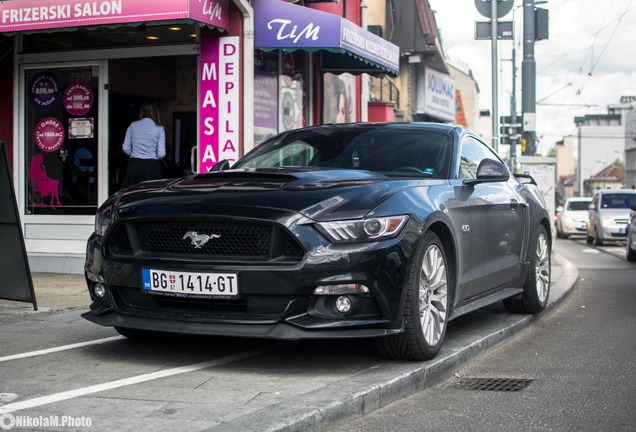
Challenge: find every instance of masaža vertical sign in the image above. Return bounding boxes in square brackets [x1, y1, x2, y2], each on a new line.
[199, 36, 240, 173]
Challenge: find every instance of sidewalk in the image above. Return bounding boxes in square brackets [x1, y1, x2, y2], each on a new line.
[0, 273, 87, 314]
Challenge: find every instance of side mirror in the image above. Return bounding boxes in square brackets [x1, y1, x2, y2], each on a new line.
[209, 159, 230, 172]
[556, 206, 564, 213]
[588, 204, 596, 211]
[465, 158, 510, 185]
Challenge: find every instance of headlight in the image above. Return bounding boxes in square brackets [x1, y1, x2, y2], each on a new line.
[315, 215, 408, 243]
[563, 215, 576, 224]
[94, 204, 113, 236]
[600, 216, 614, 227]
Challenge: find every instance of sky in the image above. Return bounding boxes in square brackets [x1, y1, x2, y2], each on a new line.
[427, 0, 636, 155]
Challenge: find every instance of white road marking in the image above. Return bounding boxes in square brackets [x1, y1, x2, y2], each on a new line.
[581, 249, 599, 254]
[0, 343, 281, 414]
[0, 336, 125, 363]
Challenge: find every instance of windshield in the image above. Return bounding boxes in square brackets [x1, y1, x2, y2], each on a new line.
[233, 125, 452, 178]
[600, 193, 636, 209]
[567, 200, 592, 211]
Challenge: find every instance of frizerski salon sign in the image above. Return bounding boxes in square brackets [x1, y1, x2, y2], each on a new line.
[253, 0, 399, 75]
[0, 0, 229, 32]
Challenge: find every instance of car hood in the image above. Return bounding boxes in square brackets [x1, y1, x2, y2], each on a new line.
[114, 168, 435, 221]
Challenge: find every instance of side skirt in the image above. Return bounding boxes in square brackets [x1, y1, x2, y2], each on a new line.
[450, 287, 523, 320]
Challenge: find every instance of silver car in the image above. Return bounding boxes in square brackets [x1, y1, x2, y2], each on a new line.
[556, 197, 592, 239]
[627, 203, 636, 262]
[587, 189, 636, 246]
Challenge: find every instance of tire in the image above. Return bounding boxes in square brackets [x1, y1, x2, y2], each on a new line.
[376, 231, 453, 360]
[503, 225, 551, 314]
[627, 230, 636, 262]
[593, 225, 603, 246]
[114, 326, 175, 341]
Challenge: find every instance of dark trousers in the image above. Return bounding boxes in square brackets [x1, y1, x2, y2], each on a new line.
[122, 158, 163, 189]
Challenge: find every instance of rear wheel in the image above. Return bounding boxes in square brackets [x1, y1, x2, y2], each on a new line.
[503, 225, 551, 314]
[376, 231, 452, 360]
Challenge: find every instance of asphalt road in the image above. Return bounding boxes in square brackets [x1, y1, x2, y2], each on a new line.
[330, 237, 636, 432]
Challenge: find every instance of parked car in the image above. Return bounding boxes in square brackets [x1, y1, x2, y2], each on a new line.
[556, 197, 592, 238]
[627, 203, 636, 262]
[587, 189, 636, 246]
[82, 122, 552, 361]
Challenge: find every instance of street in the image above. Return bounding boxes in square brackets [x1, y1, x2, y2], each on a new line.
[331, 237, 636, 432]
[1, 237, 631, 431]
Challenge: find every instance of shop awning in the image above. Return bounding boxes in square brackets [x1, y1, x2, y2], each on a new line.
[253, 0, 400, 77]
[0, 0, 230, 34]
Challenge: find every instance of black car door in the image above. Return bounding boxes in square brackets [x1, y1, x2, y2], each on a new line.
[454, 136, 526, 303]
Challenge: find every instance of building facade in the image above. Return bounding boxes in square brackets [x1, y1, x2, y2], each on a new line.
[0, 0, 400, 273]
[574, 101, 634, 196]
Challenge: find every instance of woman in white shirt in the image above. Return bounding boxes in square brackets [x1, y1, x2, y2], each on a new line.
[121, 100, 166, 188]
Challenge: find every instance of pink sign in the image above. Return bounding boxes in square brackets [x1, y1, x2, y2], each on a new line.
[199, 36, 240, 173]
[35, 117, 65, 153]
[0, 0, 229, 33]
[64, 82, 94, 116]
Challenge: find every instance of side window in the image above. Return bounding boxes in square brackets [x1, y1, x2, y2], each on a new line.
[458, 136, 500, 180]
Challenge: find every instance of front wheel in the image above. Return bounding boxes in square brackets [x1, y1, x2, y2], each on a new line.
[376, 231, 453, 360]
[503, 225, 551, 314]
[593, 225, 604, 246]
[627, 229, 636, 262]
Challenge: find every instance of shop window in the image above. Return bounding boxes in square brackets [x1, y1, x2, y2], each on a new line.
[25, 66, 99, 215]
[253, 50, 310, 146]
[323, 72, 356, 124]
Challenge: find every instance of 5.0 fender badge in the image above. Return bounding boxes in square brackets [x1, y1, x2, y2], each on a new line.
[183, 231, 221, 248]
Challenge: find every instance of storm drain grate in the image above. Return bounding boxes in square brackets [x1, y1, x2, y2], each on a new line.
[453, 378, 534, 392]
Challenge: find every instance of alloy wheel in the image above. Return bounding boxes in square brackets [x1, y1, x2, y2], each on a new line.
[535, 232, 550, 303]
[419, 244, 449, 346]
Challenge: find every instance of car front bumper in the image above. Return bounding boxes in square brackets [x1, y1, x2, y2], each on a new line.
[83, 220, 420, 338]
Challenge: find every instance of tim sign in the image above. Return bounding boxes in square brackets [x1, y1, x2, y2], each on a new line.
[199, 36, 240, 172]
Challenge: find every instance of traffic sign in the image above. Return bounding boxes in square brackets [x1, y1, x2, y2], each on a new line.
[474, 0, 514, 19]
[475, 21, 513, 40]
[500, 115, 521, 126]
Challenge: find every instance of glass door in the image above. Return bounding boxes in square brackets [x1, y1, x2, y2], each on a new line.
[23, 64, 102, 216]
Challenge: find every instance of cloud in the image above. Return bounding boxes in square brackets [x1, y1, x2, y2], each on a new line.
[429, 0, 636, 154]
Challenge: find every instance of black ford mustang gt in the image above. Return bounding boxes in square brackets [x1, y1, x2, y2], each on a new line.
[83, 122, 551, 360]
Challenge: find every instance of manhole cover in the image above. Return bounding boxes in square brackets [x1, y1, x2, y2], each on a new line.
[453, 377, 534, 392]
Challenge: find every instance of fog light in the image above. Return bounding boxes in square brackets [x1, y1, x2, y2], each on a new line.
[335, 295, 352, 313]
[94, 283, 106, 298]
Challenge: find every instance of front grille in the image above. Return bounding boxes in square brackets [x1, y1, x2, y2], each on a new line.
[111, 286, 302, 322]
[106, 218, 305, 263]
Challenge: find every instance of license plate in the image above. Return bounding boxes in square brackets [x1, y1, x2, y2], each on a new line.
[142, 268, 239, 298]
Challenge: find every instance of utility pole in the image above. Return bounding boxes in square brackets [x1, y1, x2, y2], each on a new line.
[521, 0, 548, 155]
[474, 0, 514, 154]
[509, 46, 518, 171]
[490, 0, 499, 153]
[521, 0, 536, 155]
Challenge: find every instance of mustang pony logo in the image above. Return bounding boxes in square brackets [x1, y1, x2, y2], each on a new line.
[183, 231, 221, 249]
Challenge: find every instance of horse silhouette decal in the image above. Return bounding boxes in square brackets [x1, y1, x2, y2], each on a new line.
[28, 154, 62, 208]
[183, 231, 221, 249]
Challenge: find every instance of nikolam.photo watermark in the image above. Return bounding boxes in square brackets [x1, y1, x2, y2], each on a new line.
[0, 414, 92, 430]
